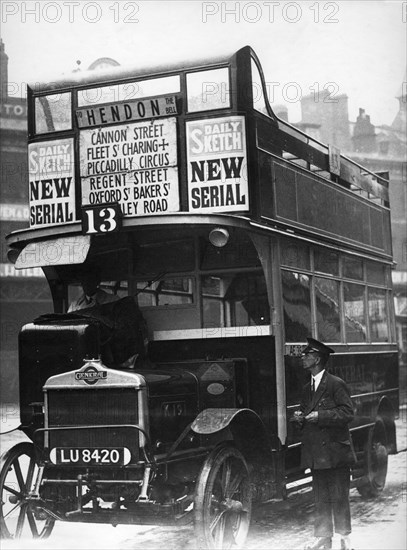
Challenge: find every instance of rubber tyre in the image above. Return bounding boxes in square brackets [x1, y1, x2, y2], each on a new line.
[0, 442, 55, 539]
[194, 445, 252, 549]
[357, 419, 388, 499]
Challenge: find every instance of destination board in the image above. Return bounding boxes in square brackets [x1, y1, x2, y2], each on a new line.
[80, 118, 179, 217]
[76, 96, 178, 128]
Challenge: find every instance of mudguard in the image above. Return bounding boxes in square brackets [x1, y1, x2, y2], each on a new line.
[191, 407, 260, 435]
[191, 408, 278, 475]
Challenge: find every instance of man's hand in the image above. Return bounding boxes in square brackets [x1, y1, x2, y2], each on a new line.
[289, 411, 304, 425]
[305, 411, 318, 423]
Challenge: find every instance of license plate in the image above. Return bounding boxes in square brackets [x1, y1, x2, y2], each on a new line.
[49, 447, 131, 466]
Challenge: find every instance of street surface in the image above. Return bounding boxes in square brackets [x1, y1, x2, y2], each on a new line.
[1, 410, 406, 550]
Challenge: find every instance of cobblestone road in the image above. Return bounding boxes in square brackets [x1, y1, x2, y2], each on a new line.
[1, 414, 406, 550]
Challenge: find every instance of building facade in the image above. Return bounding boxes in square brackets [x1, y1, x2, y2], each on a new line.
[0, 40, 52, 403]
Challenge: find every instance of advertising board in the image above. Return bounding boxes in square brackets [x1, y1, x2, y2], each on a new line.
[186, 116, 249, 213]
[28, 138, 76, 228]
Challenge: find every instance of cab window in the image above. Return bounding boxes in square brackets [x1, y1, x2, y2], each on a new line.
[78, 75, 180, 107]
[35, 92, 72, 134]
[187, 68, 230, 112]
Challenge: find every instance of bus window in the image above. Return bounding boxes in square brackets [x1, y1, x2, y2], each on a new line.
[343, 256, 364, 280]
[343, 282, 367, 342]
[136, 240, 195, 275]
[251, 58, 268, 115]
[201, 235, 261, 270]
[366, 261, 387, 285]
[67, 279, 126, 310]
[314, 277, 341, 342]
[202, 276, 224, 327]
[186, 68, 230, 112]
[78, 75, 180, 107]
[282, 271, 312, 341]
[202, 272, 269, 328]
[35, 92, 72, 133]
[280, 238, 310, 270]
[314, 249, 339, 276]
[368, 288, 389, 342]
[136, 277, 194, 307]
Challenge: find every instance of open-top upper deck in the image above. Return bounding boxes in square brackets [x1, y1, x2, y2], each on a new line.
[8, 46, 392, 262]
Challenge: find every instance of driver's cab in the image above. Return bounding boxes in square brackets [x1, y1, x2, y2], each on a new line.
[51, 225, 271, 344]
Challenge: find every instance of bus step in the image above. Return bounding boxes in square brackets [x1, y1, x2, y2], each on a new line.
[351, 475, 367, 488]
[351, 468, 365, 479]
[286, 477, 312, 494]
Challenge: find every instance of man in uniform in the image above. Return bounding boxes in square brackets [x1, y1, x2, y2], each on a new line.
[292, 337, 355, 550]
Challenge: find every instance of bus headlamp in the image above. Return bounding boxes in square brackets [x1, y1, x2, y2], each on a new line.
[209, 228, 230, 248]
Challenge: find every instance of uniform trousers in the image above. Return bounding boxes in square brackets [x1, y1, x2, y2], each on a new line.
[311, 466, 351, 537]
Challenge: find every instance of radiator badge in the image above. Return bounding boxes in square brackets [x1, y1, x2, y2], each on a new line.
[75, 365, 107, 385]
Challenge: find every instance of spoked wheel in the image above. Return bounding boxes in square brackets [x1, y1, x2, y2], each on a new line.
[357, 418, 388, 499]
[0, 442, 55, 539]
[194, 445, 252, 549]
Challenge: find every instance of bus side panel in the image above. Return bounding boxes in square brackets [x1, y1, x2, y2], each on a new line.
[149, 335, 277, 436]
[285, 351, 399, 446]
[331, 352, 399, 426]
[285, 350, 398, 475]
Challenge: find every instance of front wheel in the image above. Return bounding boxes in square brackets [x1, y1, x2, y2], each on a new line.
[0, 442, 55, 539]
[194, 445, 252, 549]
[357, 419, 388, 499]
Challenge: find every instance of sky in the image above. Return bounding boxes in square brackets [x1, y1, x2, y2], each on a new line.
[1, 0, 406, 126]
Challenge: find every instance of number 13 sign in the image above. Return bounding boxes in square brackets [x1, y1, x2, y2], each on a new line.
[82, 204, 122, 234]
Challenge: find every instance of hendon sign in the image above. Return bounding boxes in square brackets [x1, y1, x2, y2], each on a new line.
[76, 95, 178, 128]
[186, 116, 249, 213]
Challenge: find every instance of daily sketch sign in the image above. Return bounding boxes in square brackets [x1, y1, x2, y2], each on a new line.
[80, 118, 179, 217]
[28, 138, 76, 228]
[186, 116, 249, 213]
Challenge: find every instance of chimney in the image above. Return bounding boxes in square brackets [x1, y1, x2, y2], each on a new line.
[274, 104, 289, 122]
[352, 107, 376, 153]
[0, 38, 9, 101]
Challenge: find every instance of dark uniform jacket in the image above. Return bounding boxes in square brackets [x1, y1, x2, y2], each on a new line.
[299, 371, 356, 470]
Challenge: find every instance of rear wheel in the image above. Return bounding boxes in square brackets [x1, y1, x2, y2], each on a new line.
[194, 445, 252, 549]
[0, 442, 55, 539]
[357, 419, 388, 499]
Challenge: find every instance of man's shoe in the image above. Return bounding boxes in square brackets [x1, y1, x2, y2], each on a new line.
[304, 537, 332, 550]
[340, 536, 353, 550]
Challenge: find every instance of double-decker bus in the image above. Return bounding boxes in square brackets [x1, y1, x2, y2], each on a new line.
[1, 46, 398, 548]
